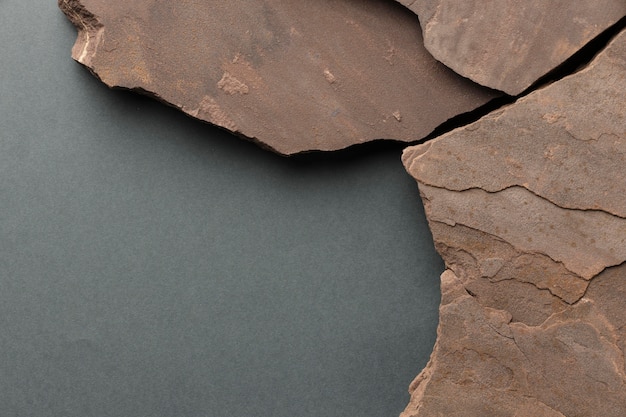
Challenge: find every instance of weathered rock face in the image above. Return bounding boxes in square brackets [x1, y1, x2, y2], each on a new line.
[396, 0, 626, 95]
[58, 0, 497, 155]
[401, 29, 626, 417]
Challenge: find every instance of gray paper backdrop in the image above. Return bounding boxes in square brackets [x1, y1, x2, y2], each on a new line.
[0, 2, 443, 416]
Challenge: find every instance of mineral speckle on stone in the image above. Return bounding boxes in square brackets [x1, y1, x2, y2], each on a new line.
[401, 29, 626, 417]
[396, 0, 626, 94]
[58, 0, 498, 155]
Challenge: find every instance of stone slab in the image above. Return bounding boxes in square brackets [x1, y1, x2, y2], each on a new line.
[401, 29, 626, 417]
[396, 0, 626, 94]
[58, 0, 497, 155]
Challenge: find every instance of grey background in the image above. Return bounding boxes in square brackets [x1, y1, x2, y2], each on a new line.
[1, 2, 443, 416]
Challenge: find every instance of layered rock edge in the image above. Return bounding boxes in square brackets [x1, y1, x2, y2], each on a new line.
[401, 29, 626, 417]
[58, 0, 498, 155]
[396, 0, 626, 95]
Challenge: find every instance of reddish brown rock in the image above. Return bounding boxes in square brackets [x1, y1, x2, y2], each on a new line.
[396, 0, 626, 95]
[58, 0, 497, 155]
[401, 29, 626, 417]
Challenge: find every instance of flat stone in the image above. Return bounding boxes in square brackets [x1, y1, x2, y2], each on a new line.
[58, 0, 497, 155]
[401, 29, 626, 416]
[396, 0, 626, 94]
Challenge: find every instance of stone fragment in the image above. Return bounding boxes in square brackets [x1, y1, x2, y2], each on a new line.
[396, 0, 626, 94]
[58, 0, 497, 155]
[401, 29, 626, 416]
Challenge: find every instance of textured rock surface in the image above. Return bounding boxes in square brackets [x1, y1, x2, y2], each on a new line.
[58, 0, 497, 155]
[401, 29, 626, 417]
[396, 0, 626, 95]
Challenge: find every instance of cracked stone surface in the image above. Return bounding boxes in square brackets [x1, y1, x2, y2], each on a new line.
[401, 29, 626, 417]
[58, 0, 497, 155]
[396, 0, 626, 94]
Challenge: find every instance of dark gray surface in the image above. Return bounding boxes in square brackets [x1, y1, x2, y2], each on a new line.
[0, 2, 443, 416]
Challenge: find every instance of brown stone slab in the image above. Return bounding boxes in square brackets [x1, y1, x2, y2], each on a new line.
[396, 0, 626, 95]
[401, 29, 626, 416]
[58, 0, 497, 155]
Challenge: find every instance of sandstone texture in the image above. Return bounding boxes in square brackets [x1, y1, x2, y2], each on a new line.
[401, 29, 626, 417]
[58, 0, 497, 155]
[396, 0, 626, 94]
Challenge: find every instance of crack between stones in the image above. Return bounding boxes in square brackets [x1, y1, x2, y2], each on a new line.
[418, 16, 626, 146]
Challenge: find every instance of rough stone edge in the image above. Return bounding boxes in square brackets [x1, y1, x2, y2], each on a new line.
[398, 27, 626, 417]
